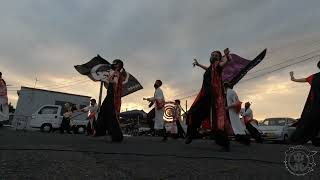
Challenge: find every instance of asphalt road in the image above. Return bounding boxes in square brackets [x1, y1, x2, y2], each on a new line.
[0, 127, 320, 180]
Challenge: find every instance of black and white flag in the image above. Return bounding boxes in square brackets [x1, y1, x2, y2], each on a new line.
[74, 55, 143, 97]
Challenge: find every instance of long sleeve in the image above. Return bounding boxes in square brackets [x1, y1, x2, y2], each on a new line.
[227, 90, 238, 107]
[231, 92, 239, 106]
[82, 106, 90, 112]
[242, 109, 253, 117]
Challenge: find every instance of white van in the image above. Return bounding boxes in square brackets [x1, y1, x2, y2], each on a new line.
[29, 105, 88, 133]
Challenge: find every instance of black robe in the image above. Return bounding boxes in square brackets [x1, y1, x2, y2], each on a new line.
[186, 62, 231, 147]
[95, 83, 123, 142]
[289, 72, 320, 145]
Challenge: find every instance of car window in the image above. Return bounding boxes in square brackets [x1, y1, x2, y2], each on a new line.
[263, 119, 286, 126]
[277, 120, 286, 126]
[287, 119, 297, 126]
[263, 120, 273, 125]
[39, 107, 58, 115]
[269, 120, 279, 126]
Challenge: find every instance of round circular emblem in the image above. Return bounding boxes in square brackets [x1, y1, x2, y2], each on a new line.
[284, 146, 317, 176]
[164, 102, 175, 122]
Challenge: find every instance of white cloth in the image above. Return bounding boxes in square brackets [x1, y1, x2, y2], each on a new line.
[150, 88, 165, 130]
[83, 104, 99, 120]
[240, 107, 258, 129]
[241, 108, 253, 119]
[226, 89, 246, 135]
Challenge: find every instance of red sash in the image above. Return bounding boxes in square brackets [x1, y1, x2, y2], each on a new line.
[244, 116, 252, 124]
[156, 100, 165, 109]
[88, 112, 96, 120]
[235, 101, 242, 114]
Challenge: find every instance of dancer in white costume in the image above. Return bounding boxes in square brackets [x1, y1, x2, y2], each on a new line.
[224, 83, 250, 145]
[144, 80, 167, 141]
[240, 102, 263, 143]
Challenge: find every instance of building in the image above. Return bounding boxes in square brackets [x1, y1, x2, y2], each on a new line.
[12, 86, 91, 129]
[120, 110, 149, 127]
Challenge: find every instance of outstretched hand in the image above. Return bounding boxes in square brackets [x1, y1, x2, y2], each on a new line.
[289, 71, 294, 77]
[143, 98, 151, 102]
[224, 48, 230, 56]
[289, 71, 295, 80]
[193, 59, 199, 67]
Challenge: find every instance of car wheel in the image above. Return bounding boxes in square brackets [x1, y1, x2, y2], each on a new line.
[40, 124, 52, 133]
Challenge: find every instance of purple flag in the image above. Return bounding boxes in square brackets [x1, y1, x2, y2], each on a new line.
[222, 49, 267, 86]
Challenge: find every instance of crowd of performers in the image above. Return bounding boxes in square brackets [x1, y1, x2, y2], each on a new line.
[1, 48, 320, 150]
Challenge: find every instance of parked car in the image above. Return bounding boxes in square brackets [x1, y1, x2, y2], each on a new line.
[258, 117, 297, 143]
[29, 105, 88, 133]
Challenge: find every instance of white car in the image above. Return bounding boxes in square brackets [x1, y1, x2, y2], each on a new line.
[29, 105, 88, 133]
[258, 118, 297, 143]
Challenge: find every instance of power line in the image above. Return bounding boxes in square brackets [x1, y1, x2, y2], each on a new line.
[169, 89, 200, 101]
[6, 79, 91, 92]
[5, 77, 88, 91]
[261, 37, 320, 57]
[239, 85, 307, 97]
[247, 47, 320, 76]
[175, 54, 320, 100]
[240, 54, 319, 83]
[38, 78, 88, 89]
[50, 80, 90, 90]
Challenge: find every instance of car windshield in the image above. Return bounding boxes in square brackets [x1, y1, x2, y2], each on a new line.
[262, 119, 286, 126]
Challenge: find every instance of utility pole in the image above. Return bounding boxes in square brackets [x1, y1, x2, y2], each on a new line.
[185, 100, 188, 112]
[31, 78, 39, 103]
[98, 81, 103, 108]
[34, 78, 39, 88]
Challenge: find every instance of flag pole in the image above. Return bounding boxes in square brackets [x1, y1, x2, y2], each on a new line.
[185, 100, 188, 112]
[98, 81, 103, 108]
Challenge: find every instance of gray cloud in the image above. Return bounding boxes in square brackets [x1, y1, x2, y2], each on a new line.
[1, 0, 320, 118]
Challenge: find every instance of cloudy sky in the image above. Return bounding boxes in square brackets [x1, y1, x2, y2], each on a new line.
[1, 0, 320, 120]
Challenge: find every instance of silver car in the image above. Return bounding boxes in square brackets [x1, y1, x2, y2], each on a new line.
[258, 118, 297, 143]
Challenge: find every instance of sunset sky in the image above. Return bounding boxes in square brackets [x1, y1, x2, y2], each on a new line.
[1, 0, 320, 120]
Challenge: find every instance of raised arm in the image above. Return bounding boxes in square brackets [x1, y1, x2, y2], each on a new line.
[290, 71, 307, 83]
[193, 59, 208, 70]
[143, 97, 155, 103]
[219, 48, 231, 67]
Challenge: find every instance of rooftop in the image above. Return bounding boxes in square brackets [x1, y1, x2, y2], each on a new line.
[19, 86, 91, 98]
